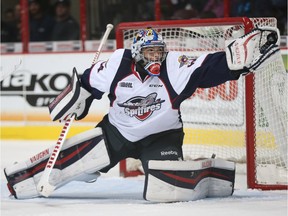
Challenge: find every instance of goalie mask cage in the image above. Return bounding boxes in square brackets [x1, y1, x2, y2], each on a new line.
[115, 17, 287, 190]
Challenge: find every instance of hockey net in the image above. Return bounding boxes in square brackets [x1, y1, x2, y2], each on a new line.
[115, 17, 287, 190]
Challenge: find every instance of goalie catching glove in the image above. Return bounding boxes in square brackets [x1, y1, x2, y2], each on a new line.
[225, 27, 280, 74]
[49, 67, 93, 121]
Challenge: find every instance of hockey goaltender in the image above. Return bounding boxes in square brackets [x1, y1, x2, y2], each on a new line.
[4, 26, 280, 202]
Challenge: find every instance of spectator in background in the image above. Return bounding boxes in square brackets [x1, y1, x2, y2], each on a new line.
[51, 0, 80, 41]
[203, 0, 224, 18]
[230, 0, 252, 17]
[170, 3, 199, 20]
[29, 0, 55, 41]
[14, 4, 21, 20]
[1, 8, 18, 42]
[14, 4, 22, 42]
[3, 8, 16, 24]
[230, 0, 287, 35]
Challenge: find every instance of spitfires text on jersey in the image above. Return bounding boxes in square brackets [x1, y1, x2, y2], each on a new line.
[117, 93, 165, 121]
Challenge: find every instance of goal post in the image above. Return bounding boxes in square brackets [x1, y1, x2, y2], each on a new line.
[115, 17, 287, 190]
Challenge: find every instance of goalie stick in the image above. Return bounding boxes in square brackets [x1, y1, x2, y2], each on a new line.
[36, 24, 114, 197]
[0, 58, 22, 82]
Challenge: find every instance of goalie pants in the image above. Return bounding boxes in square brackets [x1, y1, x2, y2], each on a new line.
[98, 115, 184, 173]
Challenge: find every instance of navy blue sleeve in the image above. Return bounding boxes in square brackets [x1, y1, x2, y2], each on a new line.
[80, 68, 104, 100]
[177, 52, 247, 104]
[195, 52, 240, 88]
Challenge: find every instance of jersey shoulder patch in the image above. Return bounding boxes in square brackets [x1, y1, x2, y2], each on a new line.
[177, 54, 198, 68]
[167, 51, 198, 69]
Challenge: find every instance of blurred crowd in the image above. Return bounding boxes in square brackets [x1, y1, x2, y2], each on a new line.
[1, 0, 287, 43]
[1, 0, 79, 42]
[164, 0, 287, 34]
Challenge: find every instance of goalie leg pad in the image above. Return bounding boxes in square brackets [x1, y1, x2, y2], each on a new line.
[4, 127, 110, 199]
[144, 158, 235, 202]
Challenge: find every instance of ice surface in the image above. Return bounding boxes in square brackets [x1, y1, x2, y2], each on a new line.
[1, 140, 287, 216]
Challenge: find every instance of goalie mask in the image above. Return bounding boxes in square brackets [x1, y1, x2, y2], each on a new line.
[131, 28, 167, 76]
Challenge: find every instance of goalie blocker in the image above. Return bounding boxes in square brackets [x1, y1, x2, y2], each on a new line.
[144, 159, 235, 202]
[49, 67, 94, 122]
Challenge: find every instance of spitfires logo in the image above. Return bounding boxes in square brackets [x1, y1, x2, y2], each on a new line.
[117, 93, 165, 121]
[178, 55, 197, 68]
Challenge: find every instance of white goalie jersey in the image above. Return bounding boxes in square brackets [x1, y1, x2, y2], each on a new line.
[82, 48, 238, 142]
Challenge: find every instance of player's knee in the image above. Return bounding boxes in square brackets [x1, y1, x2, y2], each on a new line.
[4, 128, 111, 199]
[143, 158, 235, 202]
